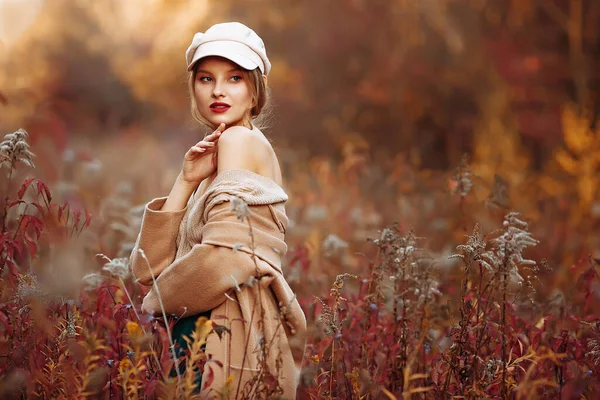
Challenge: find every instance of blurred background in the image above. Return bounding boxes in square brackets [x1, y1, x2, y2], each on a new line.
[0, 0, 599, 294]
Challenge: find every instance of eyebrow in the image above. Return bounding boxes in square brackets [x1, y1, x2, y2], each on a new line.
[196, 68, 242, 74]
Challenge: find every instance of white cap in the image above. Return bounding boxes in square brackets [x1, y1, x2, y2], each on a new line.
[186, 22, 271, 76]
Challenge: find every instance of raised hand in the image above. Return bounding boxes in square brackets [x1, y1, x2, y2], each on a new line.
[181, 123, 226, 185]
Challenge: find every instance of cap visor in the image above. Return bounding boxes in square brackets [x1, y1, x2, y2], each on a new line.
[187, 41, 260, 72]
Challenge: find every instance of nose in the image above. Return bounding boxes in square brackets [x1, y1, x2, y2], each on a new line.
[212, 80, 225, 98]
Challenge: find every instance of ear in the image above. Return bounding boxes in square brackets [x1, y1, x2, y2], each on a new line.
[262, 74, 268, 86]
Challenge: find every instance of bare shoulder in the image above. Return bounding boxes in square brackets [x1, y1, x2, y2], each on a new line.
[217, 126, 280, 182]
[218, 125, 258, 143]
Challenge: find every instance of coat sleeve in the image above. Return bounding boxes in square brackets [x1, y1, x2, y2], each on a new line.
[138, 201, 277, 316]
[139, 242, 260, 316]
[129, 197, 188, 286]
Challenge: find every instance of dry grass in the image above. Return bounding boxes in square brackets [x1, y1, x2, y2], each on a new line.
[0, 115, 599, 399]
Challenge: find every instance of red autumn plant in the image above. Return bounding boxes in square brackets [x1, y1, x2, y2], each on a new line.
[301, 158, 600, 399]
[1, 126, 600, 399]
[0, 129, 223, 398]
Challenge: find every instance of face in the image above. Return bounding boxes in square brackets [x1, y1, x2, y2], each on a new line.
[193, 56, 253, 129]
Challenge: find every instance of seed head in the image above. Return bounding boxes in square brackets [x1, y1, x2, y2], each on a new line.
[322, 233, 348, 257]
[229, 195, 250, 222]
[101, 257, 130, 280]
[82, 273, 104, 289]
[0, 129, 35, 171]
[586, 322, 600, 365]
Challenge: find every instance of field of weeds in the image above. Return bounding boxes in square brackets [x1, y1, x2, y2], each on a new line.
[0, 104, 599, 399]
[1, 1, 600, 398]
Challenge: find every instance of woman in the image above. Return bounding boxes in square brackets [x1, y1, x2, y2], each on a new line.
[129, 22, 307, 399]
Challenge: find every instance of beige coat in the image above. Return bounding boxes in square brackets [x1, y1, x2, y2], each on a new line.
[129, 169, 307, 399]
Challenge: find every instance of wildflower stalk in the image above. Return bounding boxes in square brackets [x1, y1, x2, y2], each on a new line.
[96, 253, 165, 378]
[138, 249, 182, 385]
[361, 246, 381, 371]
[0, 129, 35, 233]
[230, 198, 286, 399]
[470, 259, 486, 391]
[235, 276, 259, 398]
[398, 256, 409, 393]
[445, 224, 484, 397]
[1, 165, 14, 232]
[234, 212, 258, 399]
[330, 336, 336, 399]
[11, 204, 28, 241]
[315, 273, 356, 398]
[451, 154, 474, 233]
[231, 197, 280, 398]
[500, 246, 509, 398]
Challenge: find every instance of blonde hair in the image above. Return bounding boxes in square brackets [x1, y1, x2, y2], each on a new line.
[188, 63, 271, 131]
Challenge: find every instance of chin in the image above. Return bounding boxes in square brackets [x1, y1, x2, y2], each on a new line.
[205, 115, 245, 128]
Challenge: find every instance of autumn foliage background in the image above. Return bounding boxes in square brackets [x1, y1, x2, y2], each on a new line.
[1, 0, 600, 398]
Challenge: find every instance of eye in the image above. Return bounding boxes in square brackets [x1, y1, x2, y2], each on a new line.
[231, 75, 243, 82]
[198, 76, 212, 82]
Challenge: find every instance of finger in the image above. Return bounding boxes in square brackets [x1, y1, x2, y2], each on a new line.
[209, 126, 225, 139]
[209, 123, 226, 138]
[201, 134, 219, 144]
[194, 140, 216, 147]
[191, 146, 206, 152]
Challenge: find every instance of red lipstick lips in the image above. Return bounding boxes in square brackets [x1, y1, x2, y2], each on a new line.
[210, 102, 231, 113]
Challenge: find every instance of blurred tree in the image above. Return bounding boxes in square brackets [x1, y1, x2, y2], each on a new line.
[0, 0, 599, 171]
[483, 0, 600, 164]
